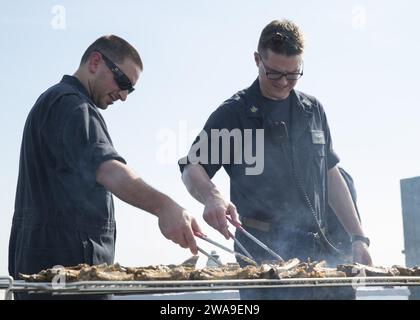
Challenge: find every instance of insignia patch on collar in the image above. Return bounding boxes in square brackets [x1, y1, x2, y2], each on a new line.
[301, 98, 312, 108]
[311, 130, 325, 144]
[250, 106, 258, 113]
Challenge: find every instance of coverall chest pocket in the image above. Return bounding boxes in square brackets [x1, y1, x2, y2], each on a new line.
[312, 144, 326, 174]
[310, 130, 326, 159]
[312, 144, 326, 157]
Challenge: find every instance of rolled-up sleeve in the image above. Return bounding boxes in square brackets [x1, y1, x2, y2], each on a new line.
[61, 103, 126, 184]
[179, 103, 236, 179]
[318, 103, 340, 170]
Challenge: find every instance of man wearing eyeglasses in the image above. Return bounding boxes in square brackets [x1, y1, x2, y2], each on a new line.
[179, 20, 371, 299]
[9, 35, 200, 299]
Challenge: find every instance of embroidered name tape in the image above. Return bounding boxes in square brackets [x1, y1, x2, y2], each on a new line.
[311, 130, 325, 144]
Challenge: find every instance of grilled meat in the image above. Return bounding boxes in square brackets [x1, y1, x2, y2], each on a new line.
[392, 265, 420, 277]
[19, 258, 419, 282]
[337, 263, 400, 277]
[78, 264, 134, 281]
[19, 264, 86, 282]
[129, 265, 193, 281]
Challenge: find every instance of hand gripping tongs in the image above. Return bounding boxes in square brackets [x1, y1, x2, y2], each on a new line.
[226, 217, 285, 262]
[193, 230, 258, 266]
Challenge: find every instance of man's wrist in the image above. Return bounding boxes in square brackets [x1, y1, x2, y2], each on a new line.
[351, 235, 370, 247]
[204, 188, 223, 204]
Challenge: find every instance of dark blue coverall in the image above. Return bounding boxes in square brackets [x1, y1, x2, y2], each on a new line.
[180, 79, 356, 299]
[9, 75, 125, 299]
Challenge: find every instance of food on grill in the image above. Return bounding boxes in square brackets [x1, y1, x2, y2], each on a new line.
[260, 259, 346, 279]
[19, 263, 130, 282]
[392, 265, 420, 277]
[337, 263, 400, 277]
[79, 264, 134, 281]
[336, 263, 420, 277]
[19, 258, 419, 282]
[190, 263, 242, 280]
[19, 264, 87, 282]
[128, 265, 192, 281]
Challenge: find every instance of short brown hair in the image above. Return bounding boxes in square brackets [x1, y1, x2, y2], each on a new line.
[258, 20, 304, 57]
[80, 35, 143, 70]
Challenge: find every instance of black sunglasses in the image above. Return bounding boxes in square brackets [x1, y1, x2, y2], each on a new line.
[96, 50, 135, 94]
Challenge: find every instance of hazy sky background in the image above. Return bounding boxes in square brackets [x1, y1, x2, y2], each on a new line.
[1, 0, 419, 276]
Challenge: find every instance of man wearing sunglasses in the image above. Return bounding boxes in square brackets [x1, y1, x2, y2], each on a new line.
[180, 20, 371, 299]
[9, 35, 200, 299]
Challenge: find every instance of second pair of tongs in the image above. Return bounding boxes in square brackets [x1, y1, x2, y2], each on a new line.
[226, 217, 284, 262]
[193, 231, 257, 266]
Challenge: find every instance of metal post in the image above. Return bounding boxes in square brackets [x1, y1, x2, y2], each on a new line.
[400, 176, 420, 300]
[0, 276, 14, 300]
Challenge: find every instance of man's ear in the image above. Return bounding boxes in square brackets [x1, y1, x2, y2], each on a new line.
[87, 51, 101, 74]
[254, 51, 260, 67]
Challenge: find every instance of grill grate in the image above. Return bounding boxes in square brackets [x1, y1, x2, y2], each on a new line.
[5, 276, 420, 297]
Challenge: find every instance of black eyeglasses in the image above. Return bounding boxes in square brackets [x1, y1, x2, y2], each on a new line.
[258, 53, 303, 81]
[96, 50, 135, 94]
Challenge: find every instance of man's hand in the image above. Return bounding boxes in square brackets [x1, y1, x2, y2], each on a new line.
[158, 207, 201, 255]
[203, 193, 240, 239]
[352, 241, 373, 266]
[181, 164, 240, 239]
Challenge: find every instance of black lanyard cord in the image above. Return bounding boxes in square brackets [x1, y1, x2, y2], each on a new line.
[274, 121, 345, 258]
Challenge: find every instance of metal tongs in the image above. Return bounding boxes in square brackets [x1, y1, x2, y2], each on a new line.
[194, 231, 258, 266]
[226, 217, 284, 262]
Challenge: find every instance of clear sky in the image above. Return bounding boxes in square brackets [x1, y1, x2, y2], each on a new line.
[1, 0, 420, 276]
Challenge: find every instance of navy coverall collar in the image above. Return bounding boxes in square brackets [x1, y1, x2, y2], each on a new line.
[60, 75, 95, 105]
[245, 79, 315, 144]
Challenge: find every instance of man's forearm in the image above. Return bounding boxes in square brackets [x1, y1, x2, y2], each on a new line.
[328, 166, 365, 237]
[181, 164, 220, 205]
[96, 160, 182, 216]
